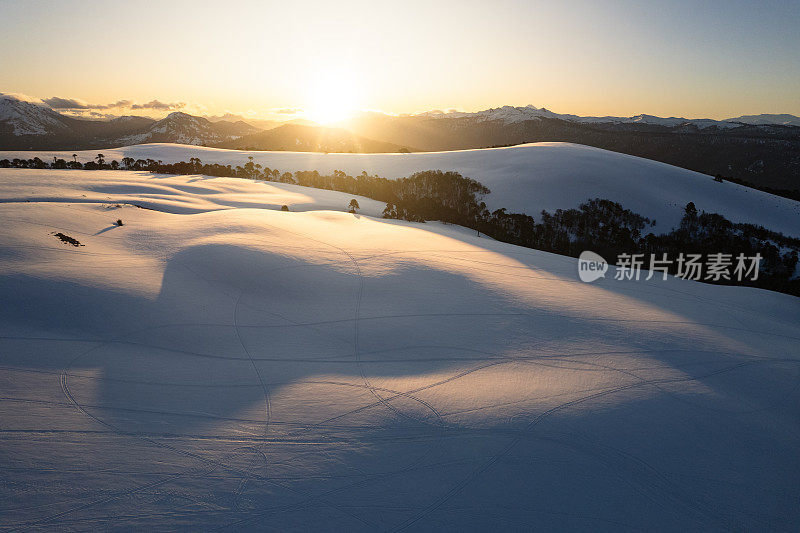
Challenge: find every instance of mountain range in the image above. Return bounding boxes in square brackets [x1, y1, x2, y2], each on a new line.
[412, 105, 800, 127]
[2, 94, 799, 190]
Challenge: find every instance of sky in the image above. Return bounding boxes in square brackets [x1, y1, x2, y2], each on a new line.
[0, 0, 798, 121]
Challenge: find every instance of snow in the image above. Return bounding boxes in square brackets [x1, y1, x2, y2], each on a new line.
[725, 113, 800, 127]
[0, 93, 68, 136]
[1, 168, 799, 530]
[0, 169, 387, 217]
[411, 105, 746, 129]
[4, 142, 799, 235]
[116, 112, 241, 146]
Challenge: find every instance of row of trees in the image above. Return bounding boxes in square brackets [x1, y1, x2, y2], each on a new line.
[641, 202, 799, 292]
[3, 154, 798, 294]
[1, 154, 118, 171]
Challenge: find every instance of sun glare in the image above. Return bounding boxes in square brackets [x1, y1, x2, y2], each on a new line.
[304, 70, 361, 125]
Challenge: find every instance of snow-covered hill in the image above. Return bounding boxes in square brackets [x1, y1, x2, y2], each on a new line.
[1, 168, 798, 530]
[5, 142, 798, 236]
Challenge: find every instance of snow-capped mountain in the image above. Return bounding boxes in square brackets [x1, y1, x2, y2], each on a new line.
[0, 94, 260, 149]
[0, 93, 73, 135]
[415, 105, 756, 129]
[117, 112, 260, 146]
[725, 113, 800, 127]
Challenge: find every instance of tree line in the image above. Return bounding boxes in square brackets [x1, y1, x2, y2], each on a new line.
[3, 154, 798, 295]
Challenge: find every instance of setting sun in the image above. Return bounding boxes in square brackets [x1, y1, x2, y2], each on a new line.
[303, 69, 361, 125]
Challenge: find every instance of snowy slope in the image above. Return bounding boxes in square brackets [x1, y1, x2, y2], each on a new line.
[0, 169, 386, 217]
[4, 142, 799, 235]
[1, 168, 799, 530]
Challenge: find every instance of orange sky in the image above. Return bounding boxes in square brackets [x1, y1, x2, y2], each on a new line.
[1, 0, 798, 121]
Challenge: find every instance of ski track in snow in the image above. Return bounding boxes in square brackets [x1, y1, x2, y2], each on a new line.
[0, 167, 799, 531]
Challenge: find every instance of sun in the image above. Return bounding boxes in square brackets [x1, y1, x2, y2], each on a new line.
[304, 70, 360, 125]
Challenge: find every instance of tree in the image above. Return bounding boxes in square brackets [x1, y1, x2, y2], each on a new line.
[398, 147, 411, 154]
[72, 154, 77, 162]
[348, 199, 360, 214]
[95, 154, 105, 166]
[679, 202, 699, 236]
[280, 205, 289, 212]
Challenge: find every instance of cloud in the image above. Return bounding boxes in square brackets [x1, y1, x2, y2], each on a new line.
[0, 92, 49, 106]
[19, 94, 207, 120]
[43, 97, 133, 110]
[131, 100, 185, 111]
[276, 107, 303, 115]
[41, 96, 183, 112]
[43, 97, 95, 109]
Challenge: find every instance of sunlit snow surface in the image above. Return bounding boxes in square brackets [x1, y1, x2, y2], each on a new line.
[1, 168, 799, 531]
[3, 142, 799, 235]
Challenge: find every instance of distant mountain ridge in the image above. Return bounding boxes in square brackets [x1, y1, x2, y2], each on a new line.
[0, 95, 257, 149]
[725, 113, 800, 127]
[0, 94, 412, 154]
[118, 112, 259, 146]
[411, 105, 800, 128]
[215, 123, 412, 153]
